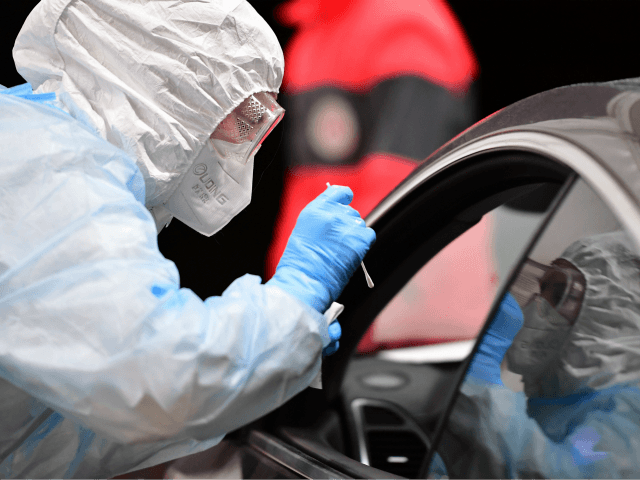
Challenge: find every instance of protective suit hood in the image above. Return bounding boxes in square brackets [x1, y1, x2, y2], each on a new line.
[13, 0, 284, 208]
[523, 231, 640, 398]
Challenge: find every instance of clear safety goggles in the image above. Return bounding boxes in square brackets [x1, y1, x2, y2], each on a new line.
[511, 258, 586, 324]
[209, 92, 285, 164]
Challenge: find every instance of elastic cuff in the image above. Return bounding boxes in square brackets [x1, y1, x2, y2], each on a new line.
[267, 267, 332, 313]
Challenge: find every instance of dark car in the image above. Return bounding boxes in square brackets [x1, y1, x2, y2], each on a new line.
[128, 78, 640, 479]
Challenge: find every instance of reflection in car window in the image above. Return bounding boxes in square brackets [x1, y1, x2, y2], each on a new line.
[428, 179, 640, 478]
[358, 185, 555, 357]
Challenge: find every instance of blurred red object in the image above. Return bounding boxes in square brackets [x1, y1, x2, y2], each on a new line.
[357, 214, 500, 354]
[275, 0, 478, 96]
[268, 0, 489, 353]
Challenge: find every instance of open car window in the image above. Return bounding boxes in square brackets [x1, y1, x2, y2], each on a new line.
[426, 177, 640, 478]
[359, 188, 557, 360]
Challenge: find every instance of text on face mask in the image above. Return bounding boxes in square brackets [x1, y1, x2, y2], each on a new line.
[192, 163, 228, 205]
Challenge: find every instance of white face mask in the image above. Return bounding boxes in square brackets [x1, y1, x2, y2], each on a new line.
[159, 92, 283, 236]
[506, 296, 573, 382]
[164, 139, 257, 236]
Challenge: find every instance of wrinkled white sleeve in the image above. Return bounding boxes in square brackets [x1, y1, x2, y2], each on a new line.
[0, 96, 328, 444]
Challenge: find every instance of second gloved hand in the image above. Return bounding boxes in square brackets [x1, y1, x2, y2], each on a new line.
[466, 292, 524, 385]
[323, 322, 342, 357]
[267, 185, 376, 314]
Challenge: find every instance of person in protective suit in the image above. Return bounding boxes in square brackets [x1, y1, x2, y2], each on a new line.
[0, 0, 375, 477]
[431, 231, 640, 478]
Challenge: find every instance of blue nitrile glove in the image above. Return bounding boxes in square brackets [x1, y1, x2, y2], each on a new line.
[267, 185, 376, 314]
[323, 321, 342, 357]
[466, 292, 524, 385]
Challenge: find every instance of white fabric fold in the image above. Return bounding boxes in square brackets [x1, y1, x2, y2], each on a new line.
[14, 0, 284, 208]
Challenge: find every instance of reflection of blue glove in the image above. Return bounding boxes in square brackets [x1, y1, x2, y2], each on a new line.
[323, 322, 342, 357]
[467, 293, 524, 385]
[267, 185, 376, 313]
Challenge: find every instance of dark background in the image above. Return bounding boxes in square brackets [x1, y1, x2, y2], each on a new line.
[4, 0, 640, 298]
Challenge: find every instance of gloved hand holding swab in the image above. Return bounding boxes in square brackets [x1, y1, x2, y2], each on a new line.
[326, 182, 374, 288]
[268, 183, 375, 312]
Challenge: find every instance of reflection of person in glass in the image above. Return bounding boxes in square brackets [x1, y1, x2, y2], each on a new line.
[431, 231, 640, 478]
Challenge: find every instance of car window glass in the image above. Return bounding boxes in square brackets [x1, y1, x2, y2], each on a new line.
[358, 185, 556, 358]
[427, 178, 640, 479]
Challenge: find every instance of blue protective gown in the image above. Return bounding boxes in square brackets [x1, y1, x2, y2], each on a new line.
[0, 86, 329, 477]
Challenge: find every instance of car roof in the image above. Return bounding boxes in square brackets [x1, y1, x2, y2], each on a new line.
[368, 78, 640, 224]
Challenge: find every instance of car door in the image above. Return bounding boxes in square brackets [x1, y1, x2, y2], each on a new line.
[320, 155, 575, 477]
[244, 84, 640, 479]
[425, 173, 640, 478]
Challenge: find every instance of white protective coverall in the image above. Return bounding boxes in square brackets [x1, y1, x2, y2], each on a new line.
[0, 0, 333, 477]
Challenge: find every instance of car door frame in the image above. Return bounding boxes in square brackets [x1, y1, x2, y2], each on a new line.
[250, 84, 640, 479]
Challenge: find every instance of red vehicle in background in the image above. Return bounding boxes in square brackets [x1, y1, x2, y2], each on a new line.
[266, 0, 497, 353]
